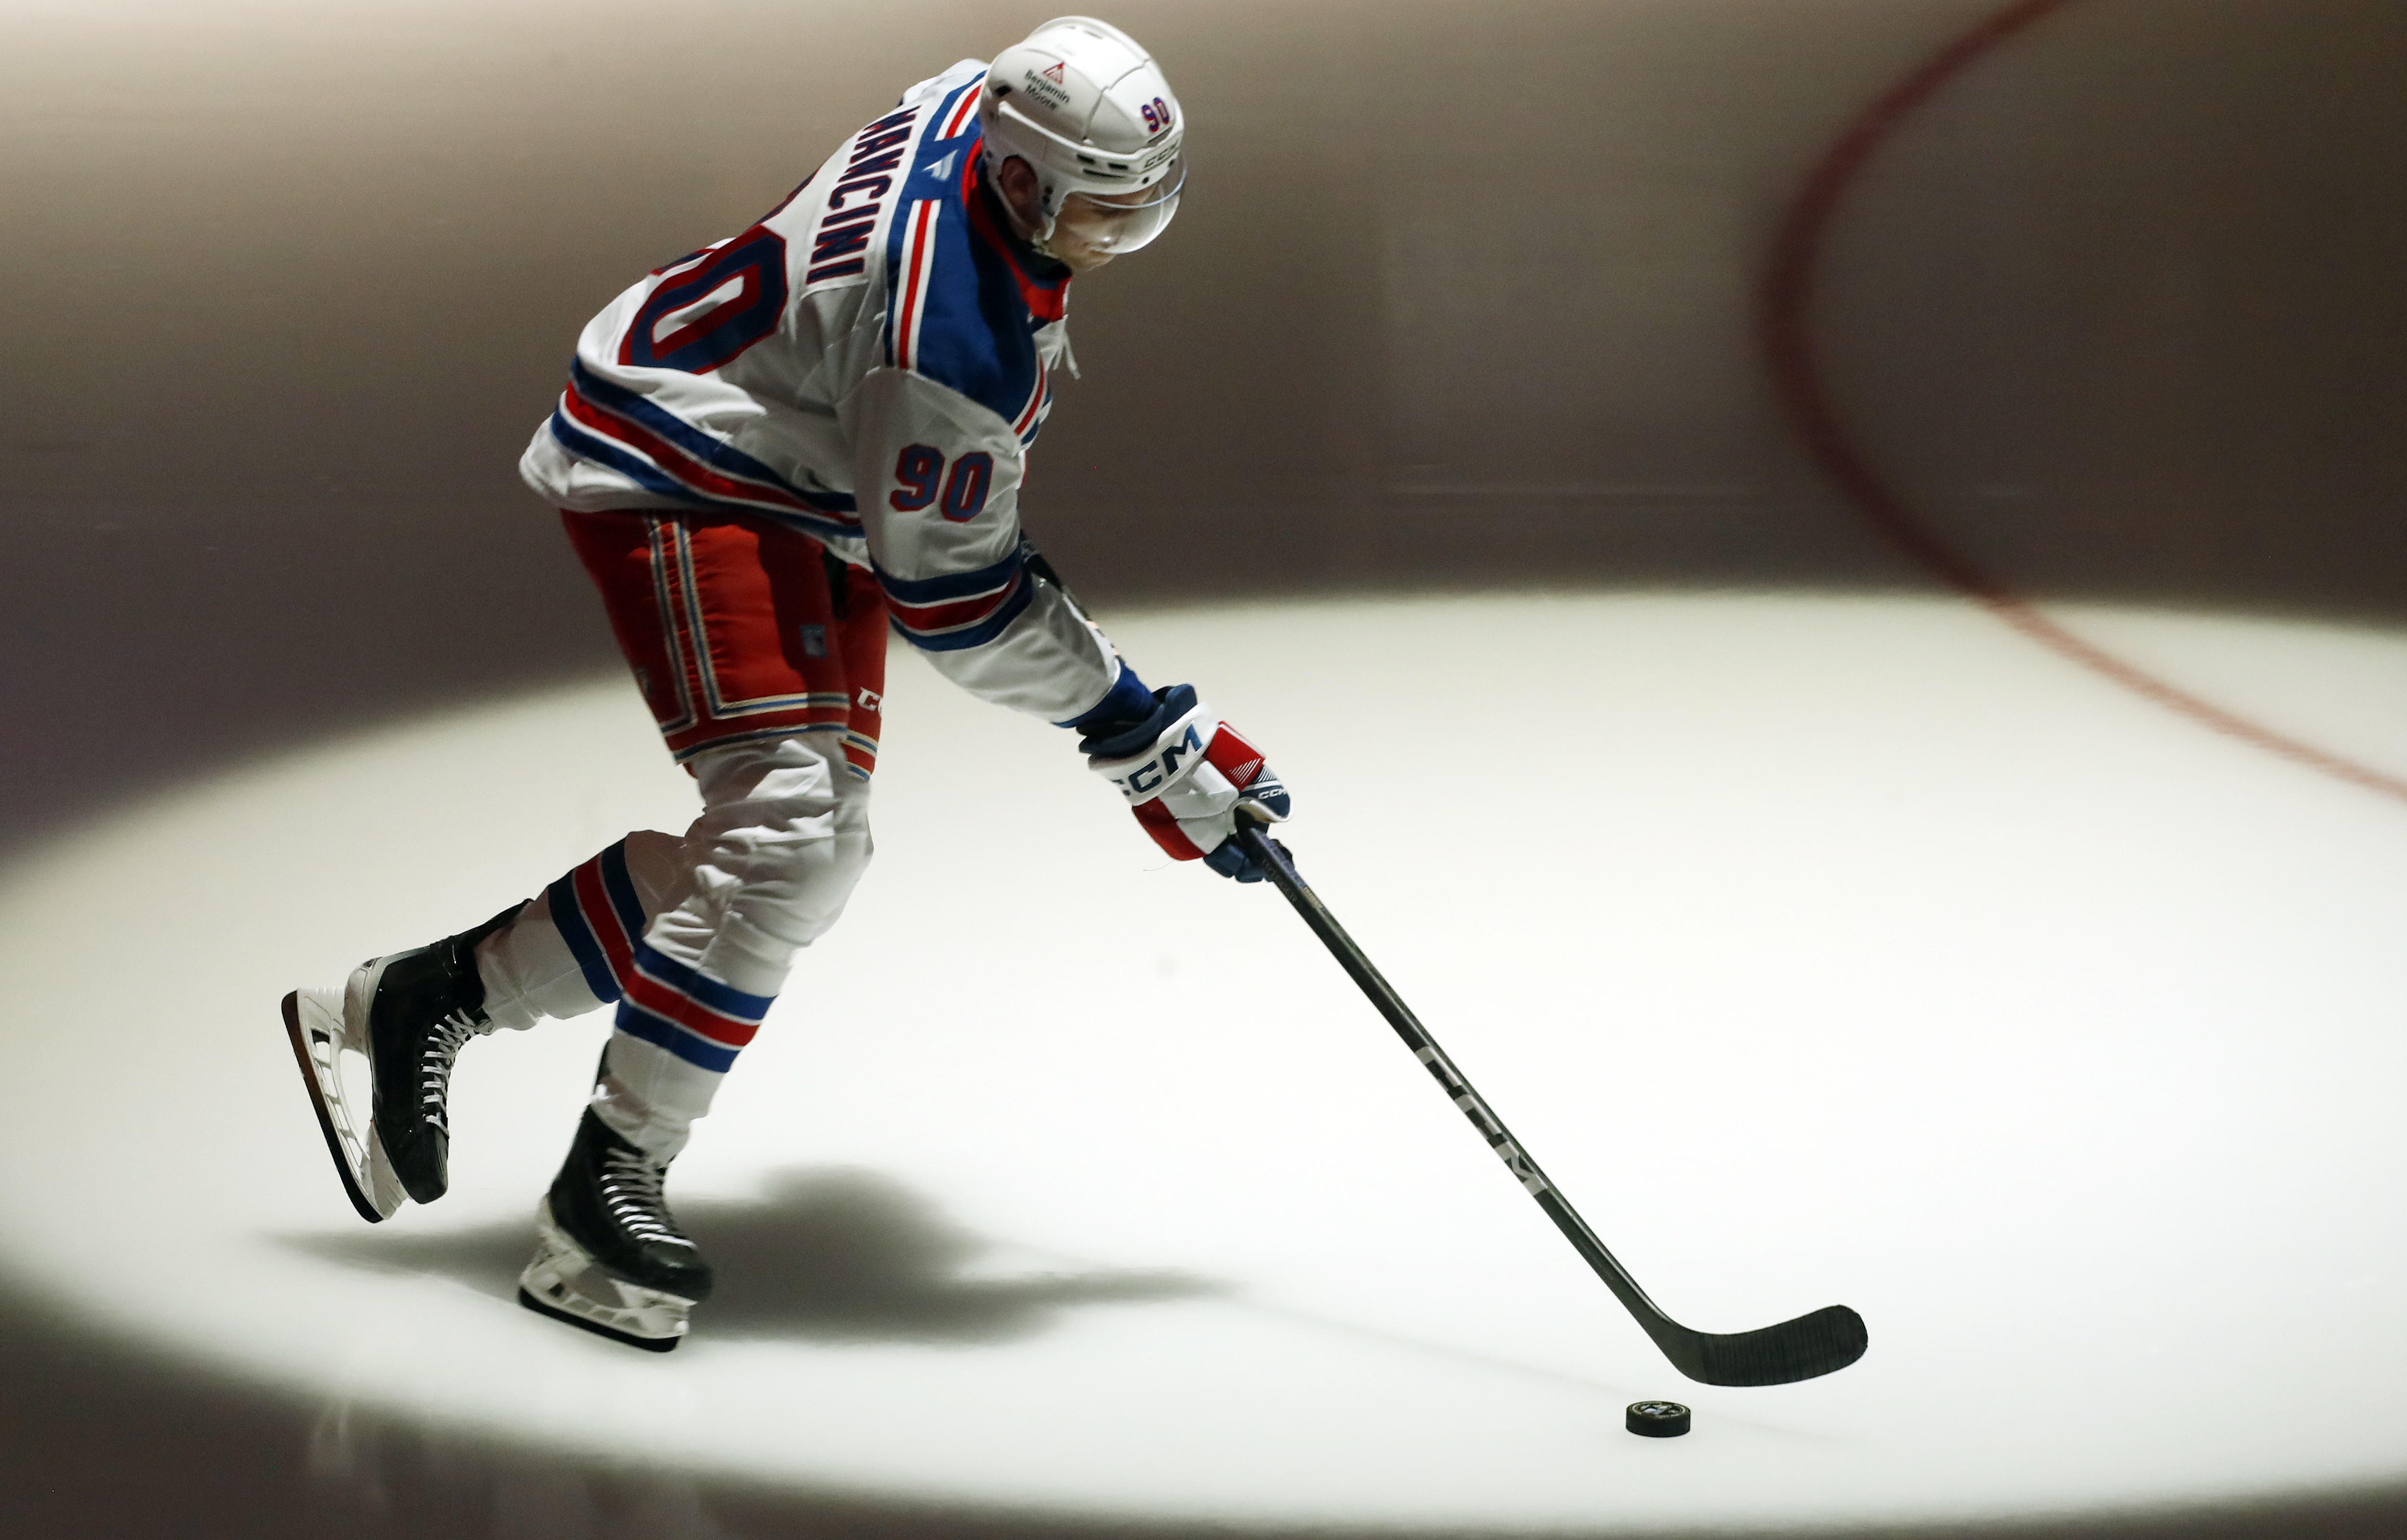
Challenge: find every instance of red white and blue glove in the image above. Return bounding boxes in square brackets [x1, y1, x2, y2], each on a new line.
[1076, 682, 1291, 881]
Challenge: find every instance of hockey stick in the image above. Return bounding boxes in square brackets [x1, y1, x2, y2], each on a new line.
[1231, 820, 1868, 1387]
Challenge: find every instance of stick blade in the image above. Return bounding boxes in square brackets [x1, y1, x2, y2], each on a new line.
[1656, 1303, 1868, 1387]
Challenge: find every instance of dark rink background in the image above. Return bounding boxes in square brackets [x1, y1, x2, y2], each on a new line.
[4, 1, 2404, 1534]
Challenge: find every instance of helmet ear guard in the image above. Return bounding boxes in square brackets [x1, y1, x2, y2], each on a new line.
[978, 15, 1185, 255]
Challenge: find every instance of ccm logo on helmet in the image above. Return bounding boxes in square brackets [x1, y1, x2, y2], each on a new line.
[1112, 722, 1205, 799]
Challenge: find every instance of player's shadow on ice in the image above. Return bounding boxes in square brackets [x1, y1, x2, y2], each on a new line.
[280, 1167, 1218, 1345]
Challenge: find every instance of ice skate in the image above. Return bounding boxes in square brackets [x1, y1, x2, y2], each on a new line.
[516, 1108, 713, 1351]
[281, 907, 517, 1222]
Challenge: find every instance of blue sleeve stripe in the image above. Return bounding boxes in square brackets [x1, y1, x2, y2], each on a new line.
[891, 572, 1036, 652]
[1054, 661, 1153, 729]
[612, 1001, 743, 1074]
[872, 549, 1024, 603]
[569, 359, 858, 516]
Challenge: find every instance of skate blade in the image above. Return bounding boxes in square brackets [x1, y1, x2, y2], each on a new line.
[282, 988, 405, 1223]
[517, 1201, 693, 1352]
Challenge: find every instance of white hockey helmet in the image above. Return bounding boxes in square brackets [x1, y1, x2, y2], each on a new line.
[978, 16, 1185, 254]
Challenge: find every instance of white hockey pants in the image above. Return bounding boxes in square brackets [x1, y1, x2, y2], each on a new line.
[470, 733, 874, 1159]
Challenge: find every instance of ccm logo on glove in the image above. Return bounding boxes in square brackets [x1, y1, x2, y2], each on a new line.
[1108, 721, 1206, 799]
[1081, 683, 1290, 881]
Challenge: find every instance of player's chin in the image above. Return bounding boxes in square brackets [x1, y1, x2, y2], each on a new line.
[1059, 245, 1119, 274]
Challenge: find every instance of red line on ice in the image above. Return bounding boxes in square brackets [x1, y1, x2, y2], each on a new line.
[1758, 0, 2407, 805]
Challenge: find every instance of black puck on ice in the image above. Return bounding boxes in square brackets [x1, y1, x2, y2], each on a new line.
[1626, 1400, 1692, 1438]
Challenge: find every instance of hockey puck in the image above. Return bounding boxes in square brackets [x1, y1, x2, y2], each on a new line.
[1626, 1400, 1692, 1438]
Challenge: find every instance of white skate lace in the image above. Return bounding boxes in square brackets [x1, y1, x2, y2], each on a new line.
[418, 1010, 487, 1133]
[598, 1148, 690, 1248]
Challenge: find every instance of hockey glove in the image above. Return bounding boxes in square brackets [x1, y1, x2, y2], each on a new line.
[1081, 684, 1291, 881]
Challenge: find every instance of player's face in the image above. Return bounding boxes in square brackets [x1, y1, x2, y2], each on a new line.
[1048, 176, 1181, 272]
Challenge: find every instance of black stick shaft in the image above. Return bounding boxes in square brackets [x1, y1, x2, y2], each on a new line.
[1232, 823, 1679, 1340]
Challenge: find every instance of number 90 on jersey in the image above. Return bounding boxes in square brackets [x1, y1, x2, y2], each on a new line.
[889, 444, 993, 522]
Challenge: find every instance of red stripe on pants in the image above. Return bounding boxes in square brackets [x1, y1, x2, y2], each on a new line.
[562, 509, 889, 767]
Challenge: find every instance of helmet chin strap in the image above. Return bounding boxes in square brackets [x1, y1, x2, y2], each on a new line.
[1028, 184, 1067, 260]
[987, 152, 1067, 259]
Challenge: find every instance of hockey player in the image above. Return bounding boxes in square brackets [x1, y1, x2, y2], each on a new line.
[282, 17, 1290, 1351]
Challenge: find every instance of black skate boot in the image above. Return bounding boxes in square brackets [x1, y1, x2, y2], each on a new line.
[517, 1108, 714, 1351]
[281, 905, 518, 1222]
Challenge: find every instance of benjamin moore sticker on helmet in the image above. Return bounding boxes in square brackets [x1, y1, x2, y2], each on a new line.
[1023, 66, 1072, 109]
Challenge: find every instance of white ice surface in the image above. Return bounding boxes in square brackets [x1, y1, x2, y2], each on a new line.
[4, 592, 2407, 1532]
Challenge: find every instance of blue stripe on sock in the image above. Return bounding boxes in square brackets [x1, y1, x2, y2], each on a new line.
[630, 940, 775, 1022]
[597, 840, 647, 943]
[548, 872, 623, 1004]
[613, 1001, 741, 1073]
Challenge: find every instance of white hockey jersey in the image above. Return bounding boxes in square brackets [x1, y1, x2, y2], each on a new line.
[521, 60, 1130, 725]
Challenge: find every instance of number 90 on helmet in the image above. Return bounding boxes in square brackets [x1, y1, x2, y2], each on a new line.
[978, 16, 1186, 254]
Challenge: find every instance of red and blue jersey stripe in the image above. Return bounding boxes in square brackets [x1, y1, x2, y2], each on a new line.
[877, 548, 1035, 653]
[1011, 355, 1050, 445]
[931, 72, 985, 143]
[549, 360, 862, 543]
[882, 136, 1067, 439]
